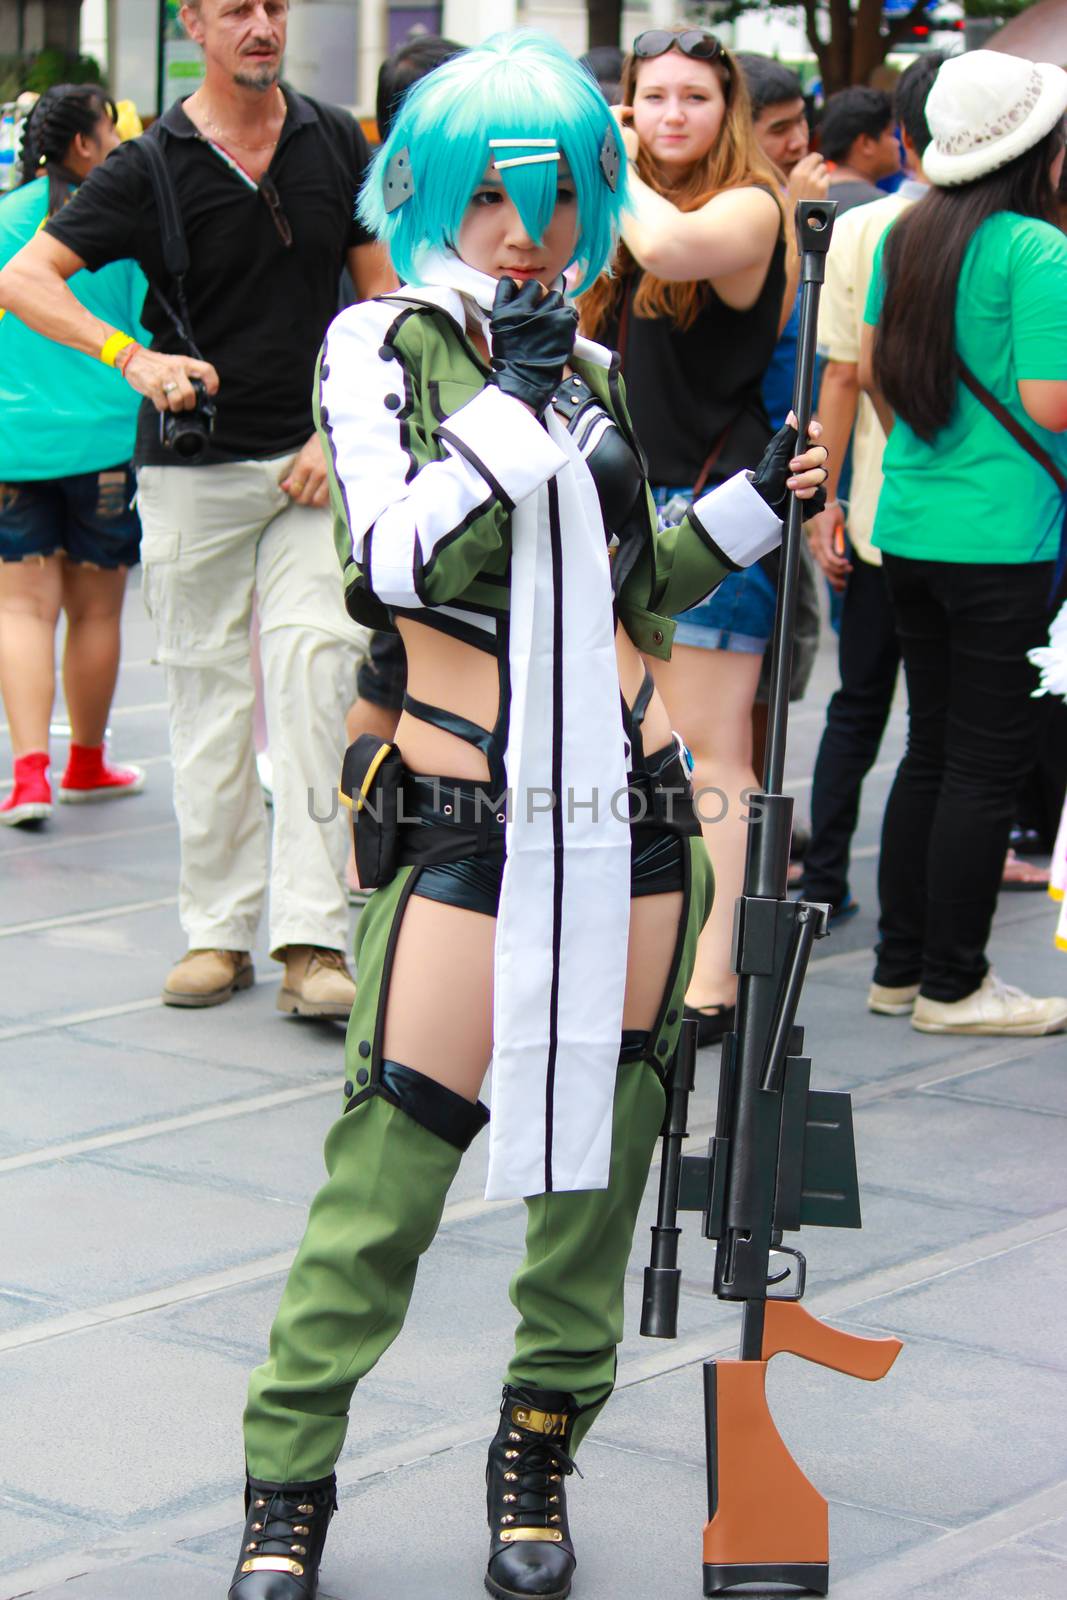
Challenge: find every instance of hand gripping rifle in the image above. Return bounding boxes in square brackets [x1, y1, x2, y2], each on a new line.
[640, 202, 902, 1597]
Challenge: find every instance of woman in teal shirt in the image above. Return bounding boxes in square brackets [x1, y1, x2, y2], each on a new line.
[0, 84, 148, 827]
[861, 51, 1067, 1036]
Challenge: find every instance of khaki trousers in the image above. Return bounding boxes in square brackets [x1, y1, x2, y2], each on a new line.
[137, 455, 369, 957]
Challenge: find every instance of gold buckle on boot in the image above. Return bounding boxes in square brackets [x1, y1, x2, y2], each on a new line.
[509, 1404, 567, 1436]
[241, 1557, 306, 1575]
[500, 1528, 564, 1544]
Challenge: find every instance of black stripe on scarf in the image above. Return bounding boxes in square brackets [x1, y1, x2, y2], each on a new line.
[544, 476, 566, 1193]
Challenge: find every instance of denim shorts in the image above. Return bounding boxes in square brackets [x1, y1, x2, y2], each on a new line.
[0, 467, 141, 569]
[653, 485, 777, 653]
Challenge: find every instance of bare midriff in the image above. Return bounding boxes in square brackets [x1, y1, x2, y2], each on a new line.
[395, 614, 673, 780]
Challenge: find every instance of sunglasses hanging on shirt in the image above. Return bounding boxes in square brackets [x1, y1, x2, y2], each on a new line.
[258, 173, 294, 249]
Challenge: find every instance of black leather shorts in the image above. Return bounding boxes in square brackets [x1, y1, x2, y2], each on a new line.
[400, 744, 692, 918]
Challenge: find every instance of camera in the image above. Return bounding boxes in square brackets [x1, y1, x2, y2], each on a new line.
[160, 376, 217, 462]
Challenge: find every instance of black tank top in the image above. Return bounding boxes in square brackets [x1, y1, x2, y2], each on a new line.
[605, 227, 787, 490]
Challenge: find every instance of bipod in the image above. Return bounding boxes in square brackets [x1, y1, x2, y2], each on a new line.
[640, 202, 902, 1596]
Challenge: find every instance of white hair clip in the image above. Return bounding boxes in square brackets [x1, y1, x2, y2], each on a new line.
[493, 152, 562, 170]
[489, 136, 560, 171]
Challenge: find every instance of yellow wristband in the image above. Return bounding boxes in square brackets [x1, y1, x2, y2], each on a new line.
[99, 332, 136, 368]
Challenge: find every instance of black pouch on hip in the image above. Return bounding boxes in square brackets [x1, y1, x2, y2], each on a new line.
[649, 740, 702, 838]
[339, 736, 404, 889]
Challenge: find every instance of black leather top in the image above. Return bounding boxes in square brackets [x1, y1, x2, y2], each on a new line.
[551, 373, 646, 539]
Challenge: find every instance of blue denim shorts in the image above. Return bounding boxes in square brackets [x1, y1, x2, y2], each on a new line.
[653, 485, 777, 653]
[0, 467, 141, 569]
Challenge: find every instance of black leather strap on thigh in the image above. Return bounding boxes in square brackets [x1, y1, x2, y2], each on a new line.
[379, 1058, 490, 1151]
[619, 1029, 649, 1064]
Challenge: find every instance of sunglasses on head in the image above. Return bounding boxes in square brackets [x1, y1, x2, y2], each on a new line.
[633, 28, 728, 68]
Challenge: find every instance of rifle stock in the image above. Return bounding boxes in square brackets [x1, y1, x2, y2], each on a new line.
[761, 1300, 902, 1379]
[702, 1308, 901, 1596]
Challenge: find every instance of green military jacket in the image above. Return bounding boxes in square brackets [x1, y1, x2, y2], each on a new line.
[315, 288, 780, 655]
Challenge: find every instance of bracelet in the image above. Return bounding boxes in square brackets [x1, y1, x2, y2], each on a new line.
[114, 341, 141, 378]
[99, 331, 137, 368]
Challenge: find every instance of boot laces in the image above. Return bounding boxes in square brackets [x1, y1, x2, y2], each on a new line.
[500, 1431, 582, 1530]
[244, 1484, 333, 1562]
[309, 947, 348, 975]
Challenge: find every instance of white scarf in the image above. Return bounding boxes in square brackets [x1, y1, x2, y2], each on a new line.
[399, 250, 632, 1200]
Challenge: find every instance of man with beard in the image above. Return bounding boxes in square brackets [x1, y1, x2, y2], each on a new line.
[0, 0, 394, 1017]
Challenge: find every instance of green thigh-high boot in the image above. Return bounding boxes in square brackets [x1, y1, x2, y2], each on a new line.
[243, 867, 488, 1487]
[485, 838, 713, 1600]
[243, 1087, 483, 1484]
[232, 1083, 483, 1600]
[506, 834, 713, 1435]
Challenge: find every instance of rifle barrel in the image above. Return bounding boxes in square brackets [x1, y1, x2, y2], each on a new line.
[641, 1021, 697, 1339]
[763, 205, 834, 799]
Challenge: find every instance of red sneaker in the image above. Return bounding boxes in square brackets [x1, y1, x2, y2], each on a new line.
[0, 751, 52, 827]
[58, 742, 146, 804]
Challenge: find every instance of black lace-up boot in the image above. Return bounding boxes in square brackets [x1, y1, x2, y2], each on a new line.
[485, 1384, 580, 1600]
[227, 1475, 336, 1599]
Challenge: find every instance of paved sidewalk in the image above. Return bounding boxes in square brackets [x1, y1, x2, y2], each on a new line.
[1, 575, 1066, 1600]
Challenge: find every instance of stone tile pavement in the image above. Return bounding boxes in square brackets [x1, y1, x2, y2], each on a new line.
[1, 576, 1065, 1599]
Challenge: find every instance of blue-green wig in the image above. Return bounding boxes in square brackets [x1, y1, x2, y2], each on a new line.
[358, 31, 627, 290]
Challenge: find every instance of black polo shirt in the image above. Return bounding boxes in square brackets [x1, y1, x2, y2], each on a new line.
[46, 87, 374, 466]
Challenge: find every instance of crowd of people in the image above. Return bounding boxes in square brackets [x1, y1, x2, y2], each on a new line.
[1, 5, 1066, 1597]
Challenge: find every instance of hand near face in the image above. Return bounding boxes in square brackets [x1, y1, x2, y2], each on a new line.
[487, 276, 579, 415]
[611, 103, 639, 162]
[786, 152, 829, 208]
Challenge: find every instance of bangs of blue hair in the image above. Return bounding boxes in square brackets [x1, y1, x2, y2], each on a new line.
[359, 30, 627, 290]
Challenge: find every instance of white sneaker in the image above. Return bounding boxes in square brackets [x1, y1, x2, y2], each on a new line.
[911, 972, 1067, 1036]
[868, 982, 920, 1017]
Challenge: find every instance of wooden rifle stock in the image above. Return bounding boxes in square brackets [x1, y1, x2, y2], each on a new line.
[703, 1304, 902, 1594]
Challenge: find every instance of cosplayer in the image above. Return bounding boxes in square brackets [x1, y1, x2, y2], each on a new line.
[228, 32, 826, 1600]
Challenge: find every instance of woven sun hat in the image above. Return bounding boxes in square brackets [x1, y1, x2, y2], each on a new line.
[922, 50, 1067, 187]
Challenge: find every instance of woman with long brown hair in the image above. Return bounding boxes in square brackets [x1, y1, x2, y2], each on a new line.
[861, 50, 1067, 1035]
[582, 26, 803, 1047]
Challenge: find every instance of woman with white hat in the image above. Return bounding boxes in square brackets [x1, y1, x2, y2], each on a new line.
[860, 49, 1067, 1036]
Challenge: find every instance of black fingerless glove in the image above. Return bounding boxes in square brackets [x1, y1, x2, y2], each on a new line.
[487, 276, 579, 415]
[749, 422, 827, 522]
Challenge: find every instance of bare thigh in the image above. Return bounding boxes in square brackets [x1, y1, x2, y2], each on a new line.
[382, 883, 685, 1105]
[624, 890, 685, 1030]
[61, 560, 128, 623]
[382, 896, 497, 1103]
[652, 644, 761, 771]
[0, 554, 63, 624]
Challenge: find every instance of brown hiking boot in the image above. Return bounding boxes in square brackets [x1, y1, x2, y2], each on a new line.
[163, 949, 254, 1009]
[276, 946, 355, 1020]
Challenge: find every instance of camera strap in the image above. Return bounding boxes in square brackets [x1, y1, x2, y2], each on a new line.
[138, 131, 206, 362]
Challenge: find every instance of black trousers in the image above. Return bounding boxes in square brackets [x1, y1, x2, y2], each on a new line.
[802, 557, 899, 907]
[875, 554, 1054, 1003]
